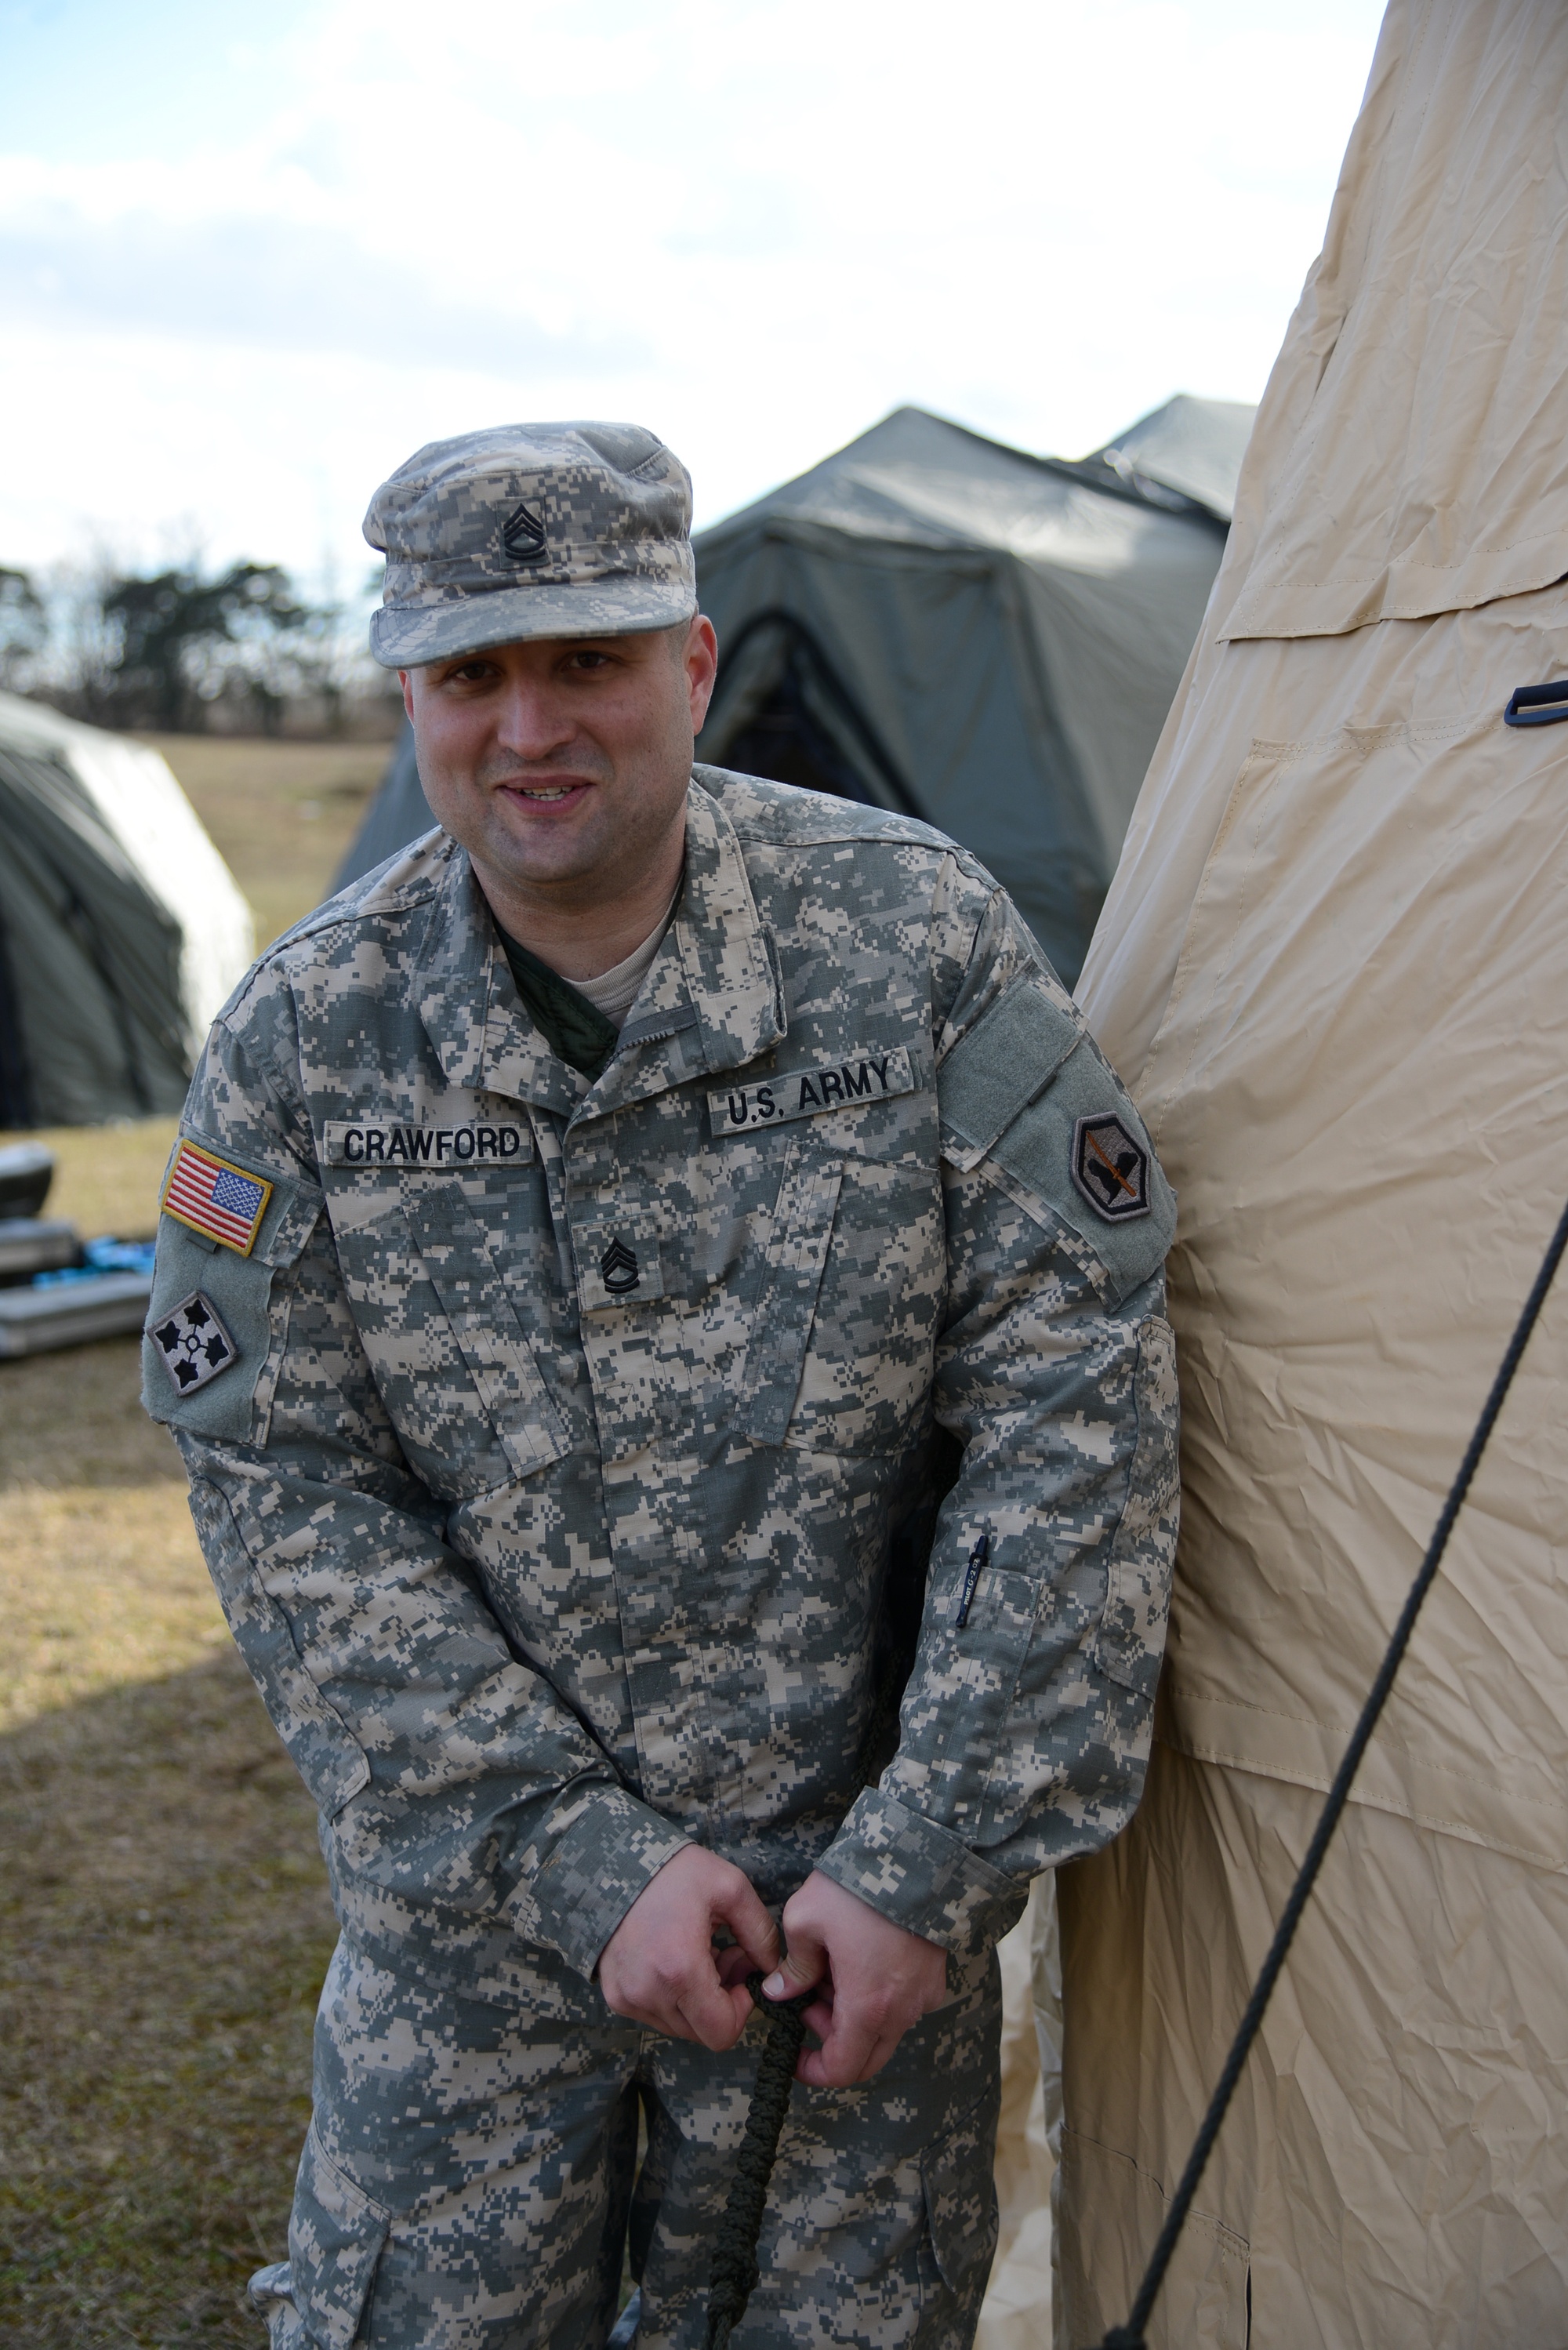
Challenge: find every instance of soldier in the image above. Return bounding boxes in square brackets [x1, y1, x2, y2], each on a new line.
[143, 420, 1179, 2350]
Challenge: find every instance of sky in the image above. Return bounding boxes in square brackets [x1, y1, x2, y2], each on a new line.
[0, 0, 1387, 606]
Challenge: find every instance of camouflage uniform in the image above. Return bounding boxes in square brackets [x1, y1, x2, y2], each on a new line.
[144, 765, 1178, 2348]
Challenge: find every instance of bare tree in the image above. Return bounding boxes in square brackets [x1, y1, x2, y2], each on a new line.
[0, 568, 45, 693]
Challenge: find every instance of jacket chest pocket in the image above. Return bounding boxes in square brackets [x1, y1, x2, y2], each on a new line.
[739, 1142, 944, 1456]
[334, 1186, 572, 1497]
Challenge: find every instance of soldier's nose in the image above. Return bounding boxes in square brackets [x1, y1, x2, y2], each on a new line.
[494, 683, 579, 761]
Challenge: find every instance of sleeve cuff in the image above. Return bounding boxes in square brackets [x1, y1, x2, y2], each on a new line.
[502, 1784, 692, 1981]
[815, 1789, 1028, 1959]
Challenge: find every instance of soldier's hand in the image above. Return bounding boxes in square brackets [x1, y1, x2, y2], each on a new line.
[597, 1845, 781, 2052]
[764, 1870, 948, 2087]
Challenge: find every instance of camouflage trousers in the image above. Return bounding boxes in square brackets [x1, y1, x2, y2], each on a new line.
[249, 1924, 1001, 2350]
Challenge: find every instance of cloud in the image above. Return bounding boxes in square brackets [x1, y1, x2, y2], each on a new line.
[0, 202, 641, 372]
[0, 0, 1387, 579]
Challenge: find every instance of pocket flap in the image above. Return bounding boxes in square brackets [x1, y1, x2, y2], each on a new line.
[286, 2126, 393, 2350]
[738, 1147, 844, 1447]
[920, 2093, 1000, 2297]
[402, 1189, 571, 1479]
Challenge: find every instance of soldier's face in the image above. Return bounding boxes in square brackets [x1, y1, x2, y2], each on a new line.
[401, 616, 717, 905]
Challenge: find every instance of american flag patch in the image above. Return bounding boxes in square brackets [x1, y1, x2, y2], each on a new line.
[161, 1139, 273, 1256]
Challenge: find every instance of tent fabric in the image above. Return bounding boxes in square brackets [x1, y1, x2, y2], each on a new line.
[0, 692, 252, 1126]
[337, 721, 432, 888]
[1057, 1, 1568, 2338]
[1057, 1754, 1568, 2348]
[975, 1881, 1060, 2350]
[1219, 3, 1568, 643]
[339, 401, 1249, 989]
[1077, 394, 1257, 525]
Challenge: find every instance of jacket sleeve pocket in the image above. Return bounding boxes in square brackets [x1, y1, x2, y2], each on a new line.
[1092, 1315, 1180, 1698]
[284, 2123, 392, 2350]
[187, 1478, 370, 1819]
[142, 1142, 325, 1446]
[737, 1145, 844, 1446]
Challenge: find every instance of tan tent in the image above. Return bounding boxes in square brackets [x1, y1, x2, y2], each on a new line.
[1058, 3, 1568, 2341]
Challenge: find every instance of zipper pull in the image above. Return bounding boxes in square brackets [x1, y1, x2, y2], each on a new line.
[955, 1531, 989, 1629]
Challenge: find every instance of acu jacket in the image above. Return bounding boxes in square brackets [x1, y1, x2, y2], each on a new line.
[143, 768, 1178, 1980]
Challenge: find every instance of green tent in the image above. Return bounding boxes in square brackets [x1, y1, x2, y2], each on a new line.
[0, 692, 253, 1125]
[338, 395, 1252, 983]
[693, 398, 1249, 981]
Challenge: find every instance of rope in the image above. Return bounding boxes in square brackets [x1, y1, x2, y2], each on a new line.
[703, 1972, 815, 2350]
[1099, 1189, 1568, 2349]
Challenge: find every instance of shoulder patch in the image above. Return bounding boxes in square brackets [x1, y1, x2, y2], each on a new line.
[987, 1045, 1175, 1304]
[162, 1139, 271, 1255]
[1071, 1113, 1150, 1222]
[149, 1289, 239, 1393]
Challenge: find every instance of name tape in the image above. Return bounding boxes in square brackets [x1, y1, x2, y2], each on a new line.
[323, 1122, 532, 1168]
[709, 1046, 916, 1135]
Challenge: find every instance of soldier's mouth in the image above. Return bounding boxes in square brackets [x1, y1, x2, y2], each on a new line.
[498, 779, 593, 808]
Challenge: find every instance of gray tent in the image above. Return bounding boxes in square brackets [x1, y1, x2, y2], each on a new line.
[0, 693, 252, 1125]
[337, 395, 1252, 982]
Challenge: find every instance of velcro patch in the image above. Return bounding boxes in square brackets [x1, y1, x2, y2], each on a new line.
[937, 975, 1081, 1171]
[710, 1047, 914, 1136]
[322, 1122, 532, 1169]
[150, 1289, 238, 1392]
[1071, 1113, 1151, 1222]
[162, 1139, 272, 1255]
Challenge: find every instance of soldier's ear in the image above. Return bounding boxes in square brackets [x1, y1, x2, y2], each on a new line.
[685, 615, 718, 731]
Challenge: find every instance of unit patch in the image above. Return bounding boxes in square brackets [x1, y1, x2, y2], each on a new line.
[150, 1289, 238, 1393]
[162, 1139, 272, 1255]
[1071, 1112, 1151, 1222]
[322, 1123, 532, 1168]
[710, 1046, 915, 1136]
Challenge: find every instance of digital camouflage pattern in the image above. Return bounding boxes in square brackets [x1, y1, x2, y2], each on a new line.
[365, 423, 698, 667]
[144, 765, 1178, 2347]
[248, 1930, 1002, 2350]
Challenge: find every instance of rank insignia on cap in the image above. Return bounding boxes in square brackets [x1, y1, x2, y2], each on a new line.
[151, 1290, 238, 1393]
[502, 499, 547, 561]
[161, 1139, 272, 1255]
[1071, 1112, 1151, 1222]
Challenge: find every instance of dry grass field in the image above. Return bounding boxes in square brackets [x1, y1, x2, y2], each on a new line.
[0, 737, 390, 2346]
[145, 731, 391, 952]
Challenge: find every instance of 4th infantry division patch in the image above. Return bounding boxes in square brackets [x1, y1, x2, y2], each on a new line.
[161, 1139, 272, 1255]
[151, 1290, 238, 1393]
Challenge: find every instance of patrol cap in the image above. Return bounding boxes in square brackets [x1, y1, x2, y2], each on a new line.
[364, 421, 697, 667]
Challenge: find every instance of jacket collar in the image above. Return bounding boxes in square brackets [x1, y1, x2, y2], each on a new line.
[414, 779, 786, 1121]
[415, 841, 586, 1119]
[583, 775, 786, 1123]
